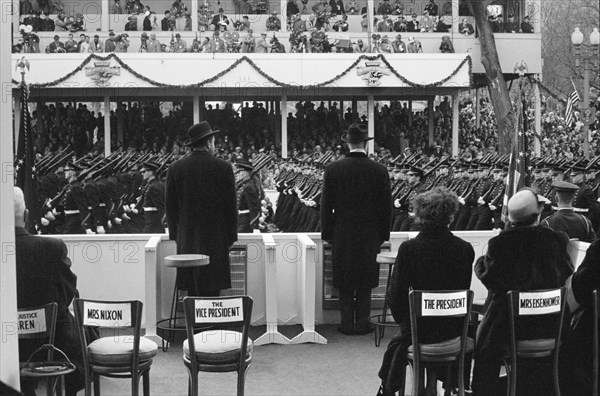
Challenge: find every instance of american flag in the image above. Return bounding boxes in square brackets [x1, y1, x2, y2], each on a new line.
[501, 95, 532, 224]
[15, 81, 41, 233]
[565, 85, 580, 126]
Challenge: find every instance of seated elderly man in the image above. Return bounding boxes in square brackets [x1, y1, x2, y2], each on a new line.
[472, 188, 573, 396]
[14, 187, 92, 396]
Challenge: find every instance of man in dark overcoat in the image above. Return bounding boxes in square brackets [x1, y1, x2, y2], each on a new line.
[165, 122, 238, 296]
[472, 188, 573, 396]
[14, 187, 89, 396]
[320, 123, 392, 335]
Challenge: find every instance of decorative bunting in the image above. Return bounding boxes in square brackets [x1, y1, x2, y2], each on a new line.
[13, 53, 472, 90]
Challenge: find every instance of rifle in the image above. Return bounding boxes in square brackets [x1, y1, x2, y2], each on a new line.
[459, 178, 481, 201]
[489, 185, 505, 207]
[43, 184, 69, 213]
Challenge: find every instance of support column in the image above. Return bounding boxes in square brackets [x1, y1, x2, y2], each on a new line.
[101, 0, 109, 31]
[533, 79, 541, 156]
[199, 100, 205, 121]
[193, 95, 200, 124]
[12, 0, 19, 33]
[408, 100, 412, 127]
[367, 0, 374, 45]
[104, 96, 111, 156]
[191, 0, 198, 32]
[452, 93, 459, 157]
[281, 93, 288, 158]
[475, 88, 480, 128]
[428, 98, 434, 148]
[14, 95, 21, 154]
[117, 102, 124, 146]
[275, 100, 281, 149]
[452, 0, 459, 34]
[367, 95, 374, 154]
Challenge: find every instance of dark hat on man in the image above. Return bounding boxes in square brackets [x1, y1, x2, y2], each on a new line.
[236, 158, 254, 171]
[175, 33, 181, 37]
[109, 30, 115, 36]
[140, 161, 160, 173]
[551, 180, 579, 192]
[341, 123, 373, 143]
[64, 162, 83, 172]
[407, 166, 423, 177]
[185, 121, 219, 146]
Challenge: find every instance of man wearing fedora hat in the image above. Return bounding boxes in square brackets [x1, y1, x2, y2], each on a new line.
[165, 121, 238, 296]
[321, 123, 392, 335]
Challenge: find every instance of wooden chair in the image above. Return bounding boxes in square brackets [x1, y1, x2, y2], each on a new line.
[73, 299, 158, 396]
[19, 302, 75, 396]
[182, 296, 253, 396]
[407, 290, 474, 396]
[505, 288, 566, 396]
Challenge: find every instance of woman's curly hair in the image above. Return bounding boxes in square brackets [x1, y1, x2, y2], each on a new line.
[412, 187, 459, 226]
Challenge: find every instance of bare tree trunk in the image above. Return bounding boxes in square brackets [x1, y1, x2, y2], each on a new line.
[468, 0, 515, 155]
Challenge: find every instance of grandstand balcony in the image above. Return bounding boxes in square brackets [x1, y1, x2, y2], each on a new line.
[12, 0, 542, 75]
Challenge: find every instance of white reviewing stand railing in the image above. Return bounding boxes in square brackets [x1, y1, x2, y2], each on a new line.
[144, 235, 163, 344]
[291, 234, 327, 345]
[254, 233, 292, 346]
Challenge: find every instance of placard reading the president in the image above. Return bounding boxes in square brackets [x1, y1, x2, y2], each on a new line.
[83, 302, 132, 327]
[422, 291, 468, 316]
[18, 308, 46, 335]
[518, 290, 561, 315]
[195, 298, 243, 323]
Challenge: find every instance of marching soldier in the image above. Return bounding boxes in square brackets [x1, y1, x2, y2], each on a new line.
[454, 165, 478, 230]
[569, 166, 598, 219]
[140, 162, 166, 233]
[61, 163, 93, 234]
[391, 164, 409, 231]
[398, 165, 426, 231]
[466, 164, 493, 230]
[541, 181, 596, 242]
[236, 158, 262, 233]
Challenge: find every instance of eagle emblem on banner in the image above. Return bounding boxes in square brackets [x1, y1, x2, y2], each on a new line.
[85, 61, 121, 87]
[356, 60, 391, 87]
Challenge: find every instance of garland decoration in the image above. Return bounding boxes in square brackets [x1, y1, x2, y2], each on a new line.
[17, 53, 472, 90]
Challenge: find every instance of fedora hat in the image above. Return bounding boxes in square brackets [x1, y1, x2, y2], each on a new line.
[341, 123, 373, 143]
[185, 121, 219, 146]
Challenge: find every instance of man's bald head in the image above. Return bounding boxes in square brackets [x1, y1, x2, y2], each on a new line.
[14, 187, 27, 228]
[507, 189, 540, 226]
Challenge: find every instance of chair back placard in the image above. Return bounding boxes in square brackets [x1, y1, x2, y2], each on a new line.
[421, 291, 469, 317]
[18, 308, 47, 336]
[517, 289, 562, 315]
[194, 298, 244, 324]
[82, 301, 132, 327]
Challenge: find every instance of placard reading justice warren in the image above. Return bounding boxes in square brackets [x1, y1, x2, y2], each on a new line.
[194, 298, 243, 323]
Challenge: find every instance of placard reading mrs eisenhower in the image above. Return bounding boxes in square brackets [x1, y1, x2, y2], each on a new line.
[421, 291, 468, 316]
[518, 290, 561, 315]
[194, 298, 243, 323]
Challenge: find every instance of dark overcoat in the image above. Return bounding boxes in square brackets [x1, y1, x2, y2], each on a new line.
[320, 151, 392, 290]
[378, 225, 474, 393]
[165, 150, 238, 294]
[472, 226, 573, 395]
[15, 227, 86, 392]
[559, 239, 600, 396]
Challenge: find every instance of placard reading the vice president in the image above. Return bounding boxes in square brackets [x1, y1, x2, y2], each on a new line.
[18, 308, 46, 335]
[421, 291, 468, 316]
[195, 298, 243, 323]
[83, 302, 132, 327]
[518, 289, 562, 315]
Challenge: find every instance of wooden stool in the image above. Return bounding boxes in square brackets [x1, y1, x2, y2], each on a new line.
[369, 251, 399, 347]
[158, 254, 209, 352]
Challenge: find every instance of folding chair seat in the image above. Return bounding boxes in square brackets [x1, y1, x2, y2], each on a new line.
[504, 288, 566, 396]
[182, 296, 253, 396]
[407, 290, 474, 396]
[73, 299, 158, 396]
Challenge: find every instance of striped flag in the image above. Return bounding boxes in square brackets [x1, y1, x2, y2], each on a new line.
[501, 95, 532, 225]
[15, 81, 41, 233]
[565, 89, 580, 126]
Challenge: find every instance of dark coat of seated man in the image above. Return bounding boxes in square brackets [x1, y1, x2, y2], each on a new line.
[559, 238, 600, 396]
[14, 187, 92, 396]
[472, 188, 573, 396]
